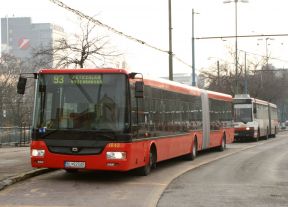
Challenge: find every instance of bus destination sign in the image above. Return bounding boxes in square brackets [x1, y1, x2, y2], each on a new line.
[53, 75, 103, 85]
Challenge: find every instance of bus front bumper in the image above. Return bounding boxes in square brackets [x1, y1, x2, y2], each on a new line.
[30, 140, 135, 172]
[234, 127, 256, 140]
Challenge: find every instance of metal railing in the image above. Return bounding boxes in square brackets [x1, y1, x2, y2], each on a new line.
[0, 126, 31, 147]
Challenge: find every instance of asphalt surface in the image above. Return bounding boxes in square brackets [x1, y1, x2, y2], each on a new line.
[157, 133, 288, 207]
[0, 132, 287, 207]
[0, 147, 50, 191]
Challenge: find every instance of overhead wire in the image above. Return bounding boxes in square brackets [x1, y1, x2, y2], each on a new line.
[239, 49, 288, 64]
[48, 0, 192, 69]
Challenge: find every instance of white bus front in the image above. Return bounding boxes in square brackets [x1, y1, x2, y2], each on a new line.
[233, 100, 258, 141]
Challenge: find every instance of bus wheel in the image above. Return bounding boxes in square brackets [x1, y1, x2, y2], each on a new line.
[218, 134, 226, 151]
[186, 138, 197, 161]
[265, 127, 269, 140]
[137, 150, 154, 176]
[272, 127, 277, 138]
[256, 129, 260, 142]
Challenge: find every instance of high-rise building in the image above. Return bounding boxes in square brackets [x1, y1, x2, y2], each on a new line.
[1, 17, 66, 66]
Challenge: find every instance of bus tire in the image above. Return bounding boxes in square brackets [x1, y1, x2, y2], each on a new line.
[218, 134, 226, 152]
[137, 147, 156, 176]
[256, 129, 260, 142]
[186, 137, 197, 161]
[272, 127, 277, 138]
[265, 127, 269, 140]
[271, 127, 277, 138]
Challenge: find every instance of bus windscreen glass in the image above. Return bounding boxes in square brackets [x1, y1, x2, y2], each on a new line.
[33, 74, 127, 131]
[234, 104, 253, 123]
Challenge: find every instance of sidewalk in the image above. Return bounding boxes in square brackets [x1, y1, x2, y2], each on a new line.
[0, 146, 51, 191]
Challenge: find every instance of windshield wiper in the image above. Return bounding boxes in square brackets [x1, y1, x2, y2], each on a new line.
[38, 128, 116, 140]
[237, 118, 251, 124]
[93, 128, 115, 140]
[37, 128, 59, 138]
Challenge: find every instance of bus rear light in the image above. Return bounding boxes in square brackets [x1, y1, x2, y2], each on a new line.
[31, 149, 45, 157]
[106, 152, 126, 160]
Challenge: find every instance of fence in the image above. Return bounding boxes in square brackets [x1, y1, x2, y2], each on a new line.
[0, 126, 31, 147]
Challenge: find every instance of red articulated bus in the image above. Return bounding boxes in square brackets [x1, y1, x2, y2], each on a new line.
[17, 68, 234, 175]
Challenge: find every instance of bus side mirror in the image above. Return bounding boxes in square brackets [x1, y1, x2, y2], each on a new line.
[17, 76, 27, 94]
[135, 81, 144, 98]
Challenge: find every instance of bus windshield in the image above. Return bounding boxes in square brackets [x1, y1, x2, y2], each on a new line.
[234, 104, 253, 123]
[33, 73, 128, 131]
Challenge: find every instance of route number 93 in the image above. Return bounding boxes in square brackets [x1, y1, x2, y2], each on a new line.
[53, 75, 64, 84]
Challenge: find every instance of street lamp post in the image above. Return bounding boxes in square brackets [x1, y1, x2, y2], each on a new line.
[191, 9, 199, 86]
[244, 51, 248, 94]
[257, 37, 274, 66]
[168, 0, 173, 81]
[224, 0, 248, 94]
[265, 37, 274, 65]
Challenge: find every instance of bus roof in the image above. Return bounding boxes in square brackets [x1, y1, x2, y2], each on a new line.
[205, 89, 233, 102]
[233, 94, 277, 108]
[253, 98, 269, 106]
[254, 98, 277, 108]
[143, 75, 232, 101]
[143, 75, 202, 97]
[38, 68, 130, 75]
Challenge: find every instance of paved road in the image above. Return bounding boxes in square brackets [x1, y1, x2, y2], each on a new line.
[0, 133, 287, 207]
[0, 146, 51, 191]
[0, 147, 32, 181]
[157, 133, 288, 207]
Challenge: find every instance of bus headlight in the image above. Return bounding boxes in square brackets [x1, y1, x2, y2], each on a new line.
[246, 127, 254, 131]
[106, 152, 126, 160]
[31, 149, 45, 157]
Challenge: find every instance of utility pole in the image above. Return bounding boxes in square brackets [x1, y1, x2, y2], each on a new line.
[217, 60, 220, 87]
[168, 0, 173, 80]
[244, 52, 248, 94]
[223, 0, 248, 94]
[192, 9, 196, 86]
[235, 0, 238, 94]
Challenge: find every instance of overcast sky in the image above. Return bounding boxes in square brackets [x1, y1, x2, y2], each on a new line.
[1, 0, 288, 77]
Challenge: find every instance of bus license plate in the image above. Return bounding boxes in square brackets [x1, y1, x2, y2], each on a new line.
[64, 161, 86, 169]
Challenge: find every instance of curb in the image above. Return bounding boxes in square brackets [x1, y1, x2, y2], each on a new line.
[0, 168, 54, 191]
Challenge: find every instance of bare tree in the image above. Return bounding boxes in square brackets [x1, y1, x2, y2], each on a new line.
[33, 19, 121, 68]
[199, 50, 288, 103]
[0, 54, 34, 126]
[199, 61, 235, 95]
[248, 64, 288, 103]
[199, 49, 270, 95]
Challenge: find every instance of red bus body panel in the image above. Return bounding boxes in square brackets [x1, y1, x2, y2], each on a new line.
[31, 133, 197, 171]
[31, 68, 234, 172]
